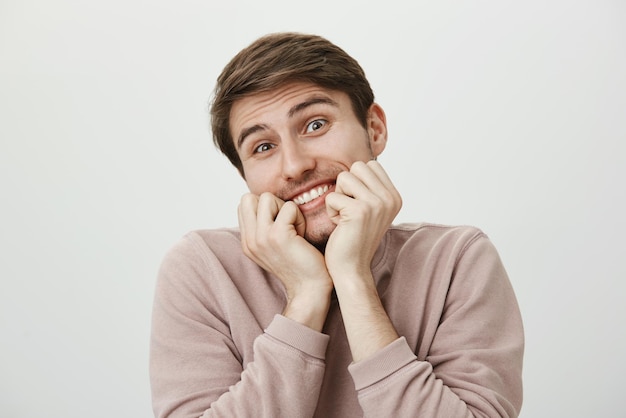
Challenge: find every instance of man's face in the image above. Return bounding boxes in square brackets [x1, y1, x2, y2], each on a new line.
[230, 82, 387, 248]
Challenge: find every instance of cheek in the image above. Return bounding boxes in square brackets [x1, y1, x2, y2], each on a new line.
[242, 164, 278, 194]
[324, 128, 373, 161]
[240, 165, 260, 190]
[245, 176, 268, 195]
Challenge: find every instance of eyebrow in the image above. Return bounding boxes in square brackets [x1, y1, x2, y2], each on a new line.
[236, 96, 339, 149]
[288, 96, 338, 118]
[237, 124, 269, 149]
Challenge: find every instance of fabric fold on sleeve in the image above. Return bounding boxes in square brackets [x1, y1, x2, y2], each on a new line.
[265, 314, 330, 360]
[348, 336, 417, 391]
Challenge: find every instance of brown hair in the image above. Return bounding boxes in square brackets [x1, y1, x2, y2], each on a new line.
[210, 32, 375, 176]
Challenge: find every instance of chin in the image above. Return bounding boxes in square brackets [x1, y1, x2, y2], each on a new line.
[304, 222, 336, 253]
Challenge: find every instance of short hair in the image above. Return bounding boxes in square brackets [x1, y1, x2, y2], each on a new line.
[210, 32, 375, 176]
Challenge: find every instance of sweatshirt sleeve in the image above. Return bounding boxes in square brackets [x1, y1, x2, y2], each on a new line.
[348, 233, 524, 417]
[149, 235, 329, 418]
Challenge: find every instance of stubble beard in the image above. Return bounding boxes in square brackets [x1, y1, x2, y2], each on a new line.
[302, 209, 336, 253]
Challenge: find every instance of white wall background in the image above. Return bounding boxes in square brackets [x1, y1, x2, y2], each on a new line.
[1, 1, 624, 416]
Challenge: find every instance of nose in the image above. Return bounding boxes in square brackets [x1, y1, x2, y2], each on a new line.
[280, 138, 316, 180]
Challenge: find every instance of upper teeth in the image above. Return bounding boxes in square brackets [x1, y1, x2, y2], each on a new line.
[293, 185, 329, 205]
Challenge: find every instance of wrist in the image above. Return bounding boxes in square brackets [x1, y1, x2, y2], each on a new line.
[283, 283, 333, 332]
[330, 268, 377, 294]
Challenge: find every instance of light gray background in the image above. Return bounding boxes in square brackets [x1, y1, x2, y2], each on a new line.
[1, 0, 624, 416]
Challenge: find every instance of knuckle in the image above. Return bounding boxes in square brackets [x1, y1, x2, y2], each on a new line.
[336, 170, 350, 184]
[241, 193, 258, 206]
[351, 160, 366, 171]
[258, 192, 273, 203]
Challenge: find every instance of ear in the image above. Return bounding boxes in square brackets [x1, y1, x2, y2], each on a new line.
[366, 103, 388, 158]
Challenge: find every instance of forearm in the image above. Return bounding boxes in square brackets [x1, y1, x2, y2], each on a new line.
[332, 272, 398, 362]
[150, 234, 331, 418]
[349, 338, 518, 418]
[332, 276, 487, 416]
[152, 312, 329, 418]
[200, 316, 328, 418]
[343, 233, 524, 417]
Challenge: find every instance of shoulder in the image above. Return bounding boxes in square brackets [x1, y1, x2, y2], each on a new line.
[372, 223, 485, 271]
[157, 228, 245, 279]
[163, 228, 242, 259]
[387, 222, 487, 252]
[154, 228, 253, 301]
[375, 222, 498, 272]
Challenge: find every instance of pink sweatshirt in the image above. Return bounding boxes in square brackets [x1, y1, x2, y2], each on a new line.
[150, 223, 524, 417]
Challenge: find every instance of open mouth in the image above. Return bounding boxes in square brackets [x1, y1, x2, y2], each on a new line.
[292, 184, 331, 205]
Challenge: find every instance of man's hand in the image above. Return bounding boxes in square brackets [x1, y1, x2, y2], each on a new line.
[238, 192, 333, 331]
[324, 160, 402, 280]
[323, 160, 402, 362]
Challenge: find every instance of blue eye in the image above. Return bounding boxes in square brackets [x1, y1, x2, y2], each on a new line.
[254, 143, 274, 154]
[305, 119, 327, 133]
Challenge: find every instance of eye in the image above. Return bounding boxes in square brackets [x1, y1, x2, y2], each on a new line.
[254, 143, 275, 154]
[305, 119, 327, 133]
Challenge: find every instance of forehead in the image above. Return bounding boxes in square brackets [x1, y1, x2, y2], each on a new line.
[229, 83, 348, 131]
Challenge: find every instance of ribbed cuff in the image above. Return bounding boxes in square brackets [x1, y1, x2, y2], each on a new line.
[348, 336, 417, 391]
[265, 314, 330, 360]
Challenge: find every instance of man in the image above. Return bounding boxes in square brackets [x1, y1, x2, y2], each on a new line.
[150, 32, 524, 417]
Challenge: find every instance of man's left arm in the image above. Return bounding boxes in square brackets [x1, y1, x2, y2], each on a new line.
[324, 160, 402, 362]
[349, 234, 523, 417]
[325, 161, 523, 417]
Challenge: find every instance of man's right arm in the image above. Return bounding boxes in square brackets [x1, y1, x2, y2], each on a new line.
[238, 192, 334, 332]
[149, 233, 329, 418]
